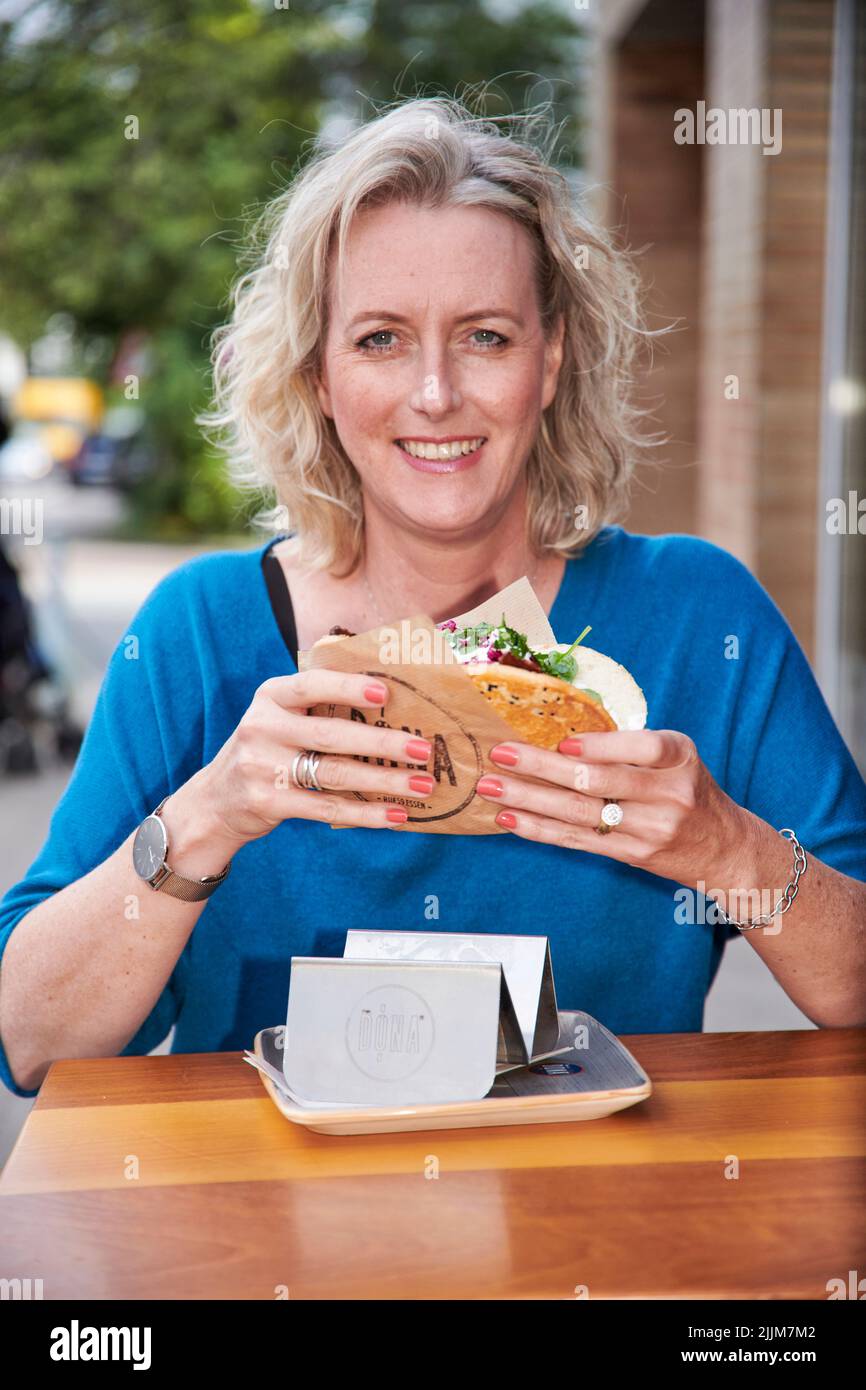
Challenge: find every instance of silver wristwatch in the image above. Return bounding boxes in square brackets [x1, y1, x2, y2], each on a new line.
[132, 795, 232, 902]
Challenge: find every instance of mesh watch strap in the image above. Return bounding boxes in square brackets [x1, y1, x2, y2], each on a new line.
[149, 862, 230, 901]
[147, 796, 232, 901]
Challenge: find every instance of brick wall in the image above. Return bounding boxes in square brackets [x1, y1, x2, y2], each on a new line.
[698, 0, 834, 656]
[610, 37, 705, 540]
[757, 0, 835, 654]
[604, 0, 836, 657]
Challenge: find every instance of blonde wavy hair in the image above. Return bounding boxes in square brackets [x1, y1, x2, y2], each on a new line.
[198, 96, 655, 576]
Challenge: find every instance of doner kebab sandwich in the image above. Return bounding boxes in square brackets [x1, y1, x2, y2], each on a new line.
[315, 616, 646, 752]
[436, 616, 646, 749]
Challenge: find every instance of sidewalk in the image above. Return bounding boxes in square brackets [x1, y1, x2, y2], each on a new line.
[11, 536, 223, 727]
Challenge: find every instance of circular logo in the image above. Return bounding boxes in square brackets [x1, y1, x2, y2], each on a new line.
[345, 985, 435, 1081]
[310, 668, 484, 822]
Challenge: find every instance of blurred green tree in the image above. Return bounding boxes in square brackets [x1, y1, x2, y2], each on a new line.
[0, 0, 583, 536]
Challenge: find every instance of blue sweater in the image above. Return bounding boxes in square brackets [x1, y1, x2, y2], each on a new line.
[2, 527, 865, 1096]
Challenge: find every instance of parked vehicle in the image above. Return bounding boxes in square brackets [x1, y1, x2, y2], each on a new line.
[67, 405, 155, 489]
[10, 376, 104, 473]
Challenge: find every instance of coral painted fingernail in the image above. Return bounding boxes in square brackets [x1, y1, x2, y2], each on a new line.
[386, 806, 408, 824]
[496, 811, 518, 829]
[490, 744, 520, 767]
[409, 775, 435, 794]
[405, 737, 432, 760]
[559, 738, 583, 756]
[364, 682, 388, 703]
[477, 776, 504, 797]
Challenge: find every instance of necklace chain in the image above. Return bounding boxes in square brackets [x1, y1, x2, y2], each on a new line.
[362, 555, 542, 627]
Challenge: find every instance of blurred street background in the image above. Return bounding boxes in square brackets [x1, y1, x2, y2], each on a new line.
[2, 0, 863, 1161]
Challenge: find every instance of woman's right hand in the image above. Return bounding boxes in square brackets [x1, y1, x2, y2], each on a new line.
[185, 669, 433, 849]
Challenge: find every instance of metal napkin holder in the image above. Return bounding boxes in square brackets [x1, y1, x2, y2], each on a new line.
[281, 931, 560, 1107]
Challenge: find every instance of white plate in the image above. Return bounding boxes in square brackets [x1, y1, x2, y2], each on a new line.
[250, 1010, 652, 1135]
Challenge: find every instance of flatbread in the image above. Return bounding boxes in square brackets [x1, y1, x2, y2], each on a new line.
[466, 662, 616, 749]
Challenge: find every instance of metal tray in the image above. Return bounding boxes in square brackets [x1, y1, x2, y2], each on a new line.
[250, 1010, 652, 1135]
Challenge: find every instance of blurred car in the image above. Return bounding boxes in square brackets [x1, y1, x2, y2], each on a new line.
[11, 376, 104, 472]
[67, 404, 155, 489]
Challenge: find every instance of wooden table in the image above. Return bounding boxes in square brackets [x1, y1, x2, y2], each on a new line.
[1, 1029, 863, 1300]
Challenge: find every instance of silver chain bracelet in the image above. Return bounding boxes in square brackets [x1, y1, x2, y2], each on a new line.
[714, 828, 808, 931]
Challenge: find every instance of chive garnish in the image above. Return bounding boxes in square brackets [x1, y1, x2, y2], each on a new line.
[558, 625, 591, 660]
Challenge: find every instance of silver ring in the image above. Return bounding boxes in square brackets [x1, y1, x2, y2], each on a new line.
[595, 800, 623, 835]
[290, 750, 307, 789]
[291, 749, 323, 791]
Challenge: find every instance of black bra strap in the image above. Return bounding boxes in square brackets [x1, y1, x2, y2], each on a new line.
[262, 546, 299, 668]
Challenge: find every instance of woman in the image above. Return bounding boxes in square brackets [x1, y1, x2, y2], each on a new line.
[1, 98, 864, 1097]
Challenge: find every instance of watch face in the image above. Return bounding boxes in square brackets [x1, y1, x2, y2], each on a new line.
[132, 814, 168, 882]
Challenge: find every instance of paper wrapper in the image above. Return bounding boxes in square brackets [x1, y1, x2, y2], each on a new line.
[298, 577, 557, 835]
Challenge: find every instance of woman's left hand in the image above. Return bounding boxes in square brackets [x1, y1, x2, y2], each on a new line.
[476, 731, 754, 886]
